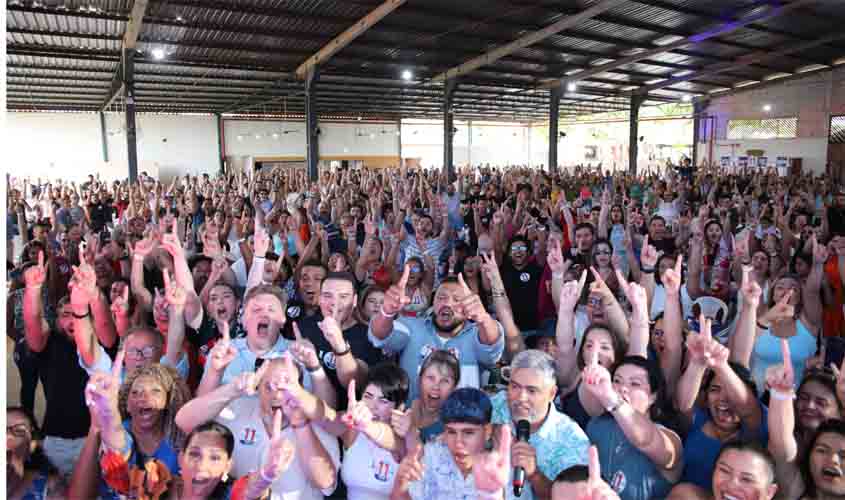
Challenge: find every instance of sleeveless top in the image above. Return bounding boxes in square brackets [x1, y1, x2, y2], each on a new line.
[340, 434, 399, 500]
[751, 319, 816, 392]
[586, 415, 674, 500]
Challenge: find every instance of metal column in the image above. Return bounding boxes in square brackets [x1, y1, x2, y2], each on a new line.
[628, 95, 645, 175]
[467, 119, 472, 168]
[692, 100, 705, 166]
[99, 111, 109, 163]
[305, 67, 320, 182]
[443, 79, 458, 178]
[216, 113, 225, 175]
[548, 86, 561, 173]
[123, 48, 138, 182]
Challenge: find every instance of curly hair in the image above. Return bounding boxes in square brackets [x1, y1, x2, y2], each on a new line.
[118, 364, 191, 452]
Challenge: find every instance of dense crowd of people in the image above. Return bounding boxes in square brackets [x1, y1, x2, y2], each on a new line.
[6, 161, 845, 500]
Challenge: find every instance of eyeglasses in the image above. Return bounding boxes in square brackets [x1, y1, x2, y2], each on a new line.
[588, 296, 603, 307]
[652, 328, 664, 338]
[125, 346, 156, 360]
[7, 424, 31, 439]
[409, 265, 422, 273]
[511, 244, 528, 252]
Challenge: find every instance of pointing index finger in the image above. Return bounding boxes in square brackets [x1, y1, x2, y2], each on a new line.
[588, 445, 601, 486]
[112, 346, 125, 379]
[398, 263, 411, 289]
[348, 379, 357, 406]
[292, 322, 303, 342]
[781, 338, 793, 375]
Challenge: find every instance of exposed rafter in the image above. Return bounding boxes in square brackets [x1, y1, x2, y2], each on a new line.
[295, 0, 406, 80]
[101, 0, 149, 111]
[431, 0, 626, 82]
[537, 0, 819, 91]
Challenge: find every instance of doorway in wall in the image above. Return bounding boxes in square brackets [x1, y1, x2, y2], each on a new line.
[829, 115, 845, 183]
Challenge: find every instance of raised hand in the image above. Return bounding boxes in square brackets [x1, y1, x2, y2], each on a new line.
[159, 219, 184, 259]
[208, 322, 237, 372]
[24, 251, 47, 288]
[762, 290, 795, 326]
[740, 265, 762, 307]
[259, 409, 296, 482]
[110, 285, 130, 318]
[317, 316, 346, 355]
[812, 235, 830, 265]
[560, 270, 587, 313]
[382, 264, 412, 316]
[765, 339, 795, 393]
[290, 323, 320, 371]
[473, 424, 512, 494]
[575, 446, 621, 500]
[162, 270, 187, 309]
[233, 356, 271, 397]
[702, 316, 729, 369]
[582, 350, 615, 406]
[254, 225, 271, 259]
[85, 348, 125, 426]
[614, 268, 647, 319]
[457, 273, 490, 323]
[547, 239, 565, 274]
[133, 236, 157, 260]
[395, 445, 425, 494]
[639, 235, 660, 270]
[342, 380, 374, 431]
[70, 262, 98, 311]
[390, 403, 412, 438]
[662, 254, 683, 295]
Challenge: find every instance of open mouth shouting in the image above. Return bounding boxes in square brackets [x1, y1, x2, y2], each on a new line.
[256, 319, 272, 338]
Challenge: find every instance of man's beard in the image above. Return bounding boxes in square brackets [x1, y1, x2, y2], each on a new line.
[433, 312, 463, 333]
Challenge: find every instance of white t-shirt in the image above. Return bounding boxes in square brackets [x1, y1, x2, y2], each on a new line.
[217, 396, 340, 500]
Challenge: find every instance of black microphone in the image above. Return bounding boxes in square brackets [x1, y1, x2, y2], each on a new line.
[513, 419, 531, 497]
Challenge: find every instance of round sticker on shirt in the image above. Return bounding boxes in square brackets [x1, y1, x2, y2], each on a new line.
[520, 272, 530, 283]
[287, 306, 301, 319]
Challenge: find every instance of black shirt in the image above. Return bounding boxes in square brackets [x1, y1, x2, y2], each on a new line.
[500, 259, 543, 332]
[294, 314, 386, 411]
[88, 201, 113, 232]
[36, 332, 92, 439]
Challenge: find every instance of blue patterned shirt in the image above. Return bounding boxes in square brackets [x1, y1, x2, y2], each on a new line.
[490, 391, 590, 500]
[408, 440, 483, 500]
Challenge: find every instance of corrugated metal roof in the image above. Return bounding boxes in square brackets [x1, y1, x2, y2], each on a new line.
[6, 0, 845, 119]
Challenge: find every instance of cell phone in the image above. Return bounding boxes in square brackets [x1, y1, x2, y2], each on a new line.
[825, 337, 845, 370]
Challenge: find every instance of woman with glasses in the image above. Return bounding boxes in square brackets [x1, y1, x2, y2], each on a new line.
[7, 406, 67, 500]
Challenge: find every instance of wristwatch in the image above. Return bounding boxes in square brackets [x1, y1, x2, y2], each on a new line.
[606, 394, 625, 414]
[333, 341, 351, 357]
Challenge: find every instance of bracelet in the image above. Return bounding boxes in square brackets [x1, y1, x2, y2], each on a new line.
[305, 363, 322, 373]
[333, 342, 351, 357]
[552, 272, 564, 280]
[73, 309, 91, 319]
[641, 266, 656, 274]
[770, 389, 796, 401]
[757, 321, 769, 330]
[379, 307, 396, 319]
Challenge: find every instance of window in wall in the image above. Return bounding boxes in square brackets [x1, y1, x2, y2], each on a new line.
[727, 117, 798, 139]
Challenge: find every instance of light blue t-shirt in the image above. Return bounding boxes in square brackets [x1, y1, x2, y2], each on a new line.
[490, 391, 590, 500]
[368, 313, 505, 405]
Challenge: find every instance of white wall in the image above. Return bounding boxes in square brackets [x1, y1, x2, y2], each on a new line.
[222, 120, 400, 158]
[6, 112, 220, 182]
[696, 66, 845, 174]
[401, 120, 531, 168]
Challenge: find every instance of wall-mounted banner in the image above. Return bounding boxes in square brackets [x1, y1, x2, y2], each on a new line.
[757, 157, 768, 168]
[776, 156, 788, 168]
[737, 156, 748, 167]
[720, 156, 731, 167]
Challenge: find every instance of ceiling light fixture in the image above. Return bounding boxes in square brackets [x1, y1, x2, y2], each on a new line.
[401, 69, 413, 81]
[763, 103, 772, 112]
[151, 48, 165, 60]
[566, 82, 577, 92]
[681, 94, 692, 102]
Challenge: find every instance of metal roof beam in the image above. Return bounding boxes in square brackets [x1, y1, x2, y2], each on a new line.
[636, 30, 845, 95]
[538, 0, 819, 91]
[100, 0, 149, 111]
[431, 0, 625, 82]
[294, 0, 406, 80]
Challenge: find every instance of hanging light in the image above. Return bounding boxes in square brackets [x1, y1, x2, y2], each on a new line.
[401, 69, 413, 81]
[566, 82, 577, 92]
[151, 48, 166, 60]
[763, 104, 772, 112]
[681, 94, 692, 102]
